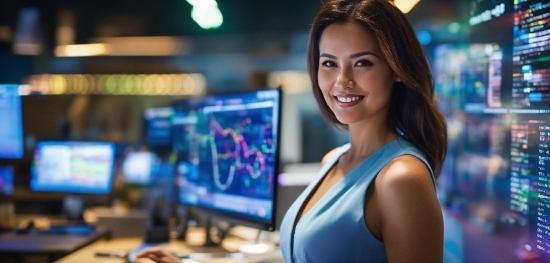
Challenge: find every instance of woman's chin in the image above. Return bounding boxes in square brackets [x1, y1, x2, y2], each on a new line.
[335, 116, 358, 126]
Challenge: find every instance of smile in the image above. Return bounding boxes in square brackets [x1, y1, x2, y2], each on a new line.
[333, 95, 364, 107]
[336, 96, 363, 102]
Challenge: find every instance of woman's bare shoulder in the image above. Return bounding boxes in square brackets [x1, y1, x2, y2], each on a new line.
[373, 154, 443, 262]
[378, 154, 433, 186]
[321, 146, 345, 166]
[371, 154, 440, 225]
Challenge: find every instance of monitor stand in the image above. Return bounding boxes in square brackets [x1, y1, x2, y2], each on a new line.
[186, 215, 232, 252]
[62, 194, 86, 222]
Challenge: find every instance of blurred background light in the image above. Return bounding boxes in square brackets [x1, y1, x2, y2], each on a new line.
[55, 43, 109, 57]
[417, 30, 432, 45]
[18, 84, 31, 96]
[393, 0, 421, 14]
[25, 74, 206, 95]
[447, 22, 461, 34]
[55, 37, 192, 57]
[90, 36, 193, 56]
[186, 0, 223, 29]
[267, 71, 311, 94]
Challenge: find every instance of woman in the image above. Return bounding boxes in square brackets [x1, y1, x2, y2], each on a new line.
[138, 0, 446, 262]
[279, 0, 447, 262]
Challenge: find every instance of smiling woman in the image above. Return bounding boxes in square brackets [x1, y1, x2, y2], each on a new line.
[317, 22, 397, 126]
[279, 0, 448, 262]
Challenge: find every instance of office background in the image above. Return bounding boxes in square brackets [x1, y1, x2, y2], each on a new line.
[0, 0, 548, 262]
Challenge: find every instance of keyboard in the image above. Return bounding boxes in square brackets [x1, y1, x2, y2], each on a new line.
[13, 224, 96, 235]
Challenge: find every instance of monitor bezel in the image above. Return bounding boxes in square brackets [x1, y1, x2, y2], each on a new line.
[30, 140, 117, 195]
[172, 88, 283, 231]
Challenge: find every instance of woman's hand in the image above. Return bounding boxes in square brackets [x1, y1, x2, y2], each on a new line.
[136, 247, 181, 263]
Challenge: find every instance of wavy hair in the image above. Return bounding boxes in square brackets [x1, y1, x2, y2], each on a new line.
[307, 0, 447, 177]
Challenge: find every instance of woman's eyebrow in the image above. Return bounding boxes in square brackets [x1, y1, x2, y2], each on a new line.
[319, 51, 378, 59]
[350, 51, 377, 58]
[320, 53, 336, 59]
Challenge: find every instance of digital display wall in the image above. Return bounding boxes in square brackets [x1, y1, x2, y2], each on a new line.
[436, 0, 550, 261]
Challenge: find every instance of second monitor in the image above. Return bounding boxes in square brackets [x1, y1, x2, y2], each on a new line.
[172, 89, 282, 231]
[30, 141, 116, 194]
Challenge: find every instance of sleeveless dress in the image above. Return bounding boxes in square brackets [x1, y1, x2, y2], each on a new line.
[279, 137, 436, 263]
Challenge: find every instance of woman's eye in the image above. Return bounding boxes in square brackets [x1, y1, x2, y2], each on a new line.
[355, 60, 373, 67]
[321, 61, 336, 67]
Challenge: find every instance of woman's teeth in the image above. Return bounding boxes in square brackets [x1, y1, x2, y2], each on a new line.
[336, 96, 362, 102]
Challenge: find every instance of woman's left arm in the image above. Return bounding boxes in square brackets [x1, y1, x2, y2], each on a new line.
[376, 155, 444, 263]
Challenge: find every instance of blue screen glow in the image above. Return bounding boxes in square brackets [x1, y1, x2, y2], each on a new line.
[30, 141, 116, 194]
[0, 84, 24, 159]
[144, 107, 173, 147]
[0, 166, 14, 195]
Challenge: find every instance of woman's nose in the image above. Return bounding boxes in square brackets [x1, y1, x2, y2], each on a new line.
[335, 70, 355, 89]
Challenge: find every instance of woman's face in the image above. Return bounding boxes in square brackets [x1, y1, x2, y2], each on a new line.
[318, 22, 397, 125]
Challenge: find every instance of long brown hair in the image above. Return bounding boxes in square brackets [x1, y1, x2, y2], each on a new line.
[307, 0, 447, 177]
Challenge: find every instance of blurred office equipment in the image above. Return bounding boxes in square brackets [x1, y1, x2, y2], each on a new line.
[0, 166, 14, 196]
[121, 151, 157, 185]
[0, 226, 109, 263]
[94, 207, 149, 239]
[0, 166, 15, 229]
[143, 106, 173, 153]
[12, 7, 42, 55]
[172, 88, 282, 250]
[0, 84, 24, 159]
[30, 141, 116, 220]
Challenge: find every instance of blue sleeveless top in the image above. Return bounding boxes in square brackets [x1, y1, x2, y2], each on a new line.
[279, 138, 436, 263]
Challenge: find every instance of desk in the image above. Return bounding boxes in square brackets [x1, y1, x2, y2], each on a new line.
[55, 228, 283, 263]
[0, 227, 109, 263]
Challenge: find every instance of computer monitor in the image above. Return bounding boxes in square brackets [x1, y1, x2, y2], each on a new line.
[144, 107, 173, 148]
[122, 151, 157, 185]
[30, 141, 116, 194]
[0, 166, 14, 195]
[0, 84, 24, 159]
[172, 89, 282, 231]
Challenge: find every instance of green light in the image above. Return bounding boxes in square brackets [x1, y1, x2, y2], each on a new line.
[448, 22, 461, 34]
[186, 0, 223, 29]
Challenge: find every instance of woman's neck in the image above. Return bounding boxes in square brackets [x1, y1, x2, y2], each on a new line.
[344, 118, 399, 163]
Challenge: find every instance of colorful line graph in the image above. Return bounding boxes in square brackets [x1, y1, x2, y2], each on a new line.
[208, 116, 267, 190]
[181, 104, 276, 199]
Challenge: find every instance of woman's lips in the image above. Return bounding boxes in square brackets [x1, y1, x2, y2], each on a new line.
[334, 95, 364, 107]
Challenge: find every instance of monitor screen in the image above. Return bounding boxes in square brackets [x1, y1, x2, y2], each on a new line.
[0, 84, 24, 159]
[30, 141, 116, 194]
[122, 151, 157, 184]
[0, 166, 14, 195]
[144, 107, 173, 147]
[172, 89, 281, 230]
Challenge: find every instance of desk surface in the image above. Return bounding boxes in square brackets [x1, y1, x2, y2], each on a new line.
[0, 227, 108, 254]
[55, 229, 283, 263]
